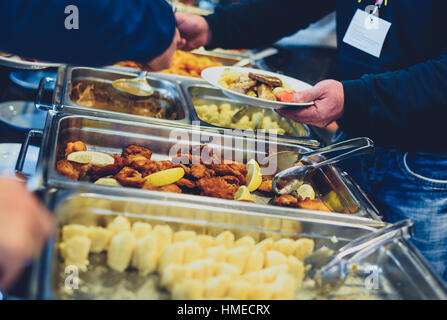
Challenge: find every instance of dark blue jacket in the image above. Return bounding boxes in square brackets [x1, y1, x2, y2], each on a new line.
[0, 0, 175, 66]
[206, 1, 447, 152]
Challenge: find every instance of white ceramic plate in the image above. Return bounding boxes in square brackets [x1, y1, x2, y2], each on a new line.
[0, 143, 40, 176]
[201, 66, 314, 109]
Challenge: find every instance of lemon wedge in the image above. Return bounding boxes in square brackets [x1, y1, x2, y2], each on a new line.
[234, 186, 252, 201]
[67, 151, 115, 167]
[144, 167, 185, 187]
[246, 159, 263, 192]
[322, 191, 344, 212]
[296, 184, 315, 200]
[94, 178, 121, 187]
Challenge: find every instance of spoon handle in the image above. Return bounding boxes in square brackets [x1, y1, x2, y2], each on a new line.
[301, 137, 374, 161]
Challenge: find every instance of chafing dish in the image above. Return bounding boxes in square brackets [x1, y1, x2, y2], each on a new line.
[181, 83, 312, 138]
[32, 189, 447, 300]
[28, 108, 381, 221]
[36, 66, 191, 126]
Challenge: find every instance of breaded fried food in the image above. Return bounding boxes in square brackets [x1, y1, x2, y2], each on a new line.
[122, 145, 152, 160]
[114, 167, 145, 188]
[176, 178, 196, 189]
[143, 183, 182, 194]
[258, 180, 273, 193]
[297, 199, 331, 212]
[196, 177, 239, 200]
[56, 160, 92, 181]
[209, 163, 247, 185]
[65, 141, 87, 158]
[191, 164, 213, 179]
[273, 195, 298, 208]
[90, 154, 127, 180]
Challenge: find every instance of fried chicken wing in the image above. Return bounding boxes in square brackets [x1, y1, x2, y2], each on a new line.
[297, 199, 331, 212]
[273, 195, 299, 208]
[65, 141, 87, 158]
[258, 180, 273, 193]
[114, 167, 145, 188]
[142, 183, 182, 194]
[196, 177, 238, 200]
[122, 145, 152, 160]
[190, 164, 213, 179]
[176, 178, 196, 189]
[209, 163, 247, 185]
[56, 160, 92, 181]
[90, 154, 127, 180]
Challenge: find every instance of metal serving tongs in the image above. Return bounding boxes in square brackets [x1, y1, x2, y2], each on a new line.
[304, 220, 414, 293]
[269, 137, 375, 195]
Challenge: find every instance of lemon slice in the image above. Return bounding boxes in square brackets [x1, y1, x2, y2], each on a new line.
[246, 159, 263, 192]
[296, 184, 315, 200]
[94, 178, 121, 187]
[67, 151, 115, 167]
[144, 167, 185, 187]
[234, 186, 252, 201]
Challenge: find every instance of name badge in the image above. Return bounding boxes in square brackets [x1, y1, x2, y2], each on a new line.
[343, 9, 392, 58]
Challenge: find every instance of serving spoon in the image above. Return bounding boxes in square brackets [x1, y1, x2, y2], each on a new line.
[267, 137, 374, 194]
[112, 71, 155, 99]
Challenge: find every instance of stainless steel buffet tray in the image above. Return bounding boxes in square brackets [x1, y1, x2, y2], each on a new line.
[33, 188, 447, 300]
[39, 66, 191, 126]
[182, 82, 312, 138]
[34, 109, 381, 221]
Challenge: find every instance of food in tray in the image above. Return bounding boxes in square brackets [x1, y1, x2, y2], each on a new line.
[70, 80, 176, 119]
[56, 141, 331, 212]
[219, 68, 298, 102]
[194, 101, 293, 135]
[59, 215, 315, 300]
[115, 50, 223, 78]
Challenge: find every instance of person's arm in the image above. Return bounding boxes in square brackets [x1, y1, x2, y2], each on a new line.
[0, 0, 176, 66]
[277, 50, 447, 149]
[204, 0, 336, 50]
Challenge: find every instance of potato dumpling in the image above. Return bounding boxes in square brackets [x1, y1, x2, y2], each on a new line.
[262, 265, 289, 283]
[204, 275, 231, 299]
[172, 279, 204, 300]
[227, 280, 250, 300]
[247, 283, 272, 300]
[173, 231, 196, 243]
[243, 271, 264, 285]
[107, 216, 131, 236]
[273, 239, 297, 257]
[88, 226, 112, 253]
[205, 245, 227, 263]
[153, 225, 173, 257]
[161, 264, 192, 290]
[294, 238, 315, 261]
[62, 224, 89, 242]
[255, 238, 274, 253]
[244, 248, 264, 273]
[107, 232, 137, 272]
[225, 246, 250, 273]
[182, 240, 203, 264]
[271, 274, 296, 300]
[59, 236, 91, 272]
[265, 250, 288, 268]
[214, 262, 241, 280]
[234, 236, 256, 249]
[158, 242, 185, 274]
[194, 235, 215, 251]
[132, 235, 158, 276]
[188, 258, 216, 281]
[132, 222, 152, 240]
[287, 256, 305, 287]
[215, 231, 235, 249]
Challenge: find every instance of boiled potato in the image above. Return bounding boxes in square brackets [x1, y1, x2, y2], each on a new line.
[161, 264, 192, 290]
[107, 216, 131, 236]
[243, 271, 264, 285]
[172, 279, 204, 300]
[62, 224, 89, 241]
[293, 238, 315, 261]
[215, 231, 234, 249]
[107, 232, 137, 272]
[255, 238, 274, 253]
[194, 235, 215, 251]
[244, 248, 264, 273]
[132, 222, 152, 240]
[265, 250, 288, 268]
[214, 262, 241, 280]
[182, 240, 203, 264]
[153, 225, 173, 257]
[262, 265, 289, 283]
[273, 239, 297, 257]
[225, 246, 250, 273]
[188, 258, 216, 281]
[132, 235, 158, 275]
[158, 242, 185, 274]
[287, 256, 304, 287]
[59, 236, 91, 272]
[173, 231, 196, 243]
[247, 283, 272, 300]
[234, 236, 256, 249]
[88, 226, 112, 253]
[227, 280, 250, 300]
[271, 274, 296, 300]
[204, 275, 231, 299]
[205, 245, 227, 263]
